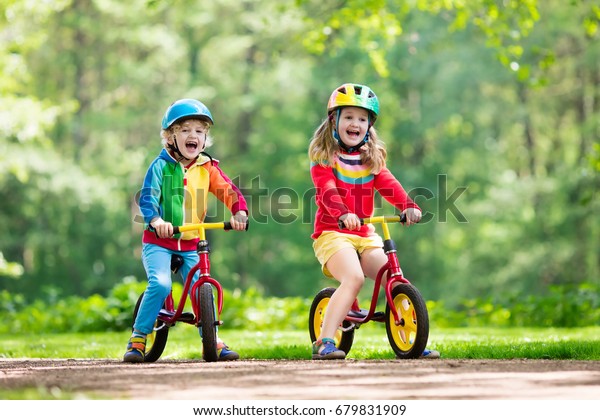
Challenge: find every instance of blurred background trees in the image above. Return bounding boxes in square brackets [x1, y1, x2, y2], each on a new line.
[1, 0, 598, 312]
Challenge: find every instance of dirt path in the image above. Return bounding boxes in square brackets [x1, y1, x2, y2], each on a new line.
[1, 358, 599, 400]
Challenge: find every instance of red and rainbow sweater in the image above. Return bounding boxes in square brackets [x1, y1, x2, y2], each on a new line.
[310, 152, 420, 239]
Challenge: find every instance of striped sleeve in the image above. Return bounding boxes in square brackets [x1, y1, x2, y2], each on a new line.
[310, 161, 349, 220]
[208, 161, 248, 215]
[139, 157, 165, 224]
[373, 166, 420, 212]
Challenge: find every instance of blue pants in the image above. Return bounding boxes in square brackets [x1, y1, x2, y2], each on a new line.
[133, 243, 200, 334]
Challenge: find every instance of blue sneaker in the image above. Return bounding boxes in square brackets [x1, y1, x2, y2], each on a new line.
[421, 349, 440, 359]
[123, 336, 146, 363]
[217, 344, 239, 361]
[312, 338, 346, 360]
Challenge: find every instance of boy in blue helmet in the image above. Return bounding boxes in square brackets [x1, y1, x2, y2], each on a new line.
[124, 98, 249, 363]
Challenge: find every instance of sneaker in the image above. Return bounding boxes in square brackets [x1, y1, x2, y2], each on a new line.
[217, 344, 239, 361]
[421, 349, 440, 359]
[123, 337, 146, 363]
[312, 338, 346, 360]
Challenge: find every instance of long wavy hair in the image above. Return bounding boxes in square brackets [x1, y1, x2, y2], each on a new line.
[308, 114, 387, 174]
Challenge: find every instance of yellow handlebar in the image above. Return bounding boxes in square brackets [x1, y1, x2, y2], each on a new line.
[360, 214, 408, 241]
[174, 222, 231, 234]
[361, 215, 405, 225]
[172, 221, 248, 240]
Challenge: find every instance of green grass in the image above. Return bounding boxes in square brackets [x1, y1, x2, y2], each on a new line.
[1, 324, 599, 360]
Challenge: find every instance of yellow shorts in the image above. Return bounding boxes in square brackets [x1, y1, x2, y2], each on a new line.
[313, 230, 384, 278]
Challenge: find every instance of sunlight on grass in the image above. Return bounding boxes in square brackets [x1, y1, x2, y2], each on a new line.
[0, 325, 598, 360]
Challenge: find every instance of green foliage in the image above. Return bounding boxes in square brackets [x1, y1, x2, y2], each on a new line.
[429, 282, 600, 328]
[0, 279, 597, 335]
[0, 252, 23, 278]
[221, 287, 311, 331]
[0, 277, 145, 334]
[0, 0, 598, 317]
[297, 0, 541, 78]
[0, 278, 311, 334]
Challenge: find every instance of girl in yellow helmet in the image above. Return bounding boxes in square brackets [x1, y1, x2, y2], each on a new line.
[308, 83, 439, 360]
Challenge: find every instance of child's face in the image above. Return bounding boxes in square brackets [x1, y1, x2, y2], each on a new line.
[170, 119, 209, 161]
[337, 107, 370, 150]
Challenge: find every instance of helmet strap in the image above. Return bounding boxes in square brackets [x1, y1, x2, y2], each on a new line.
[168, 135, 185, 162]
[200, 151, 215, 165]
[169, 134, 205, 163]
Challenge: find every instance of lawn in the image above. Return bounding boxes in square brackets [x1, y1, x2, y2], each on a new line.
[1, 324, 599, 360]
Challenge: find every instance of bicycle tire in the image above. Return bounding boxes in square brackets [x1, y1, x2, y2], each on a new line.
[385, 283, 429, 359]
[197, 283, 218, 362]
[308, 287, 355, 355]
[132, 292, 169, 363]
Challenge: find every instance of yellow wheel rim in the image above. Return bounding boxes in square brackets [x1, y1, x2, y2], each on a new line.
[388, 293, 418, 351]
[147, 322, 159, 354]
[312, 297, 343, 345]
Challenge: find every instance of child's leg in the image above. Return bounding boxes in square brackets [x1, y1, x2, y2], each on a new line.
[359, 247, 389, 284]
[124, 244, 173, 362]
[134, 244, 174, 334]
[318, 248, 365, 341]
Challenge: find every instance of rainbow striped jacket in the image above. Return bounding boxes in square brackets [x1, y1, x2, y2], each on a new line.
[139, 148, 247, 251]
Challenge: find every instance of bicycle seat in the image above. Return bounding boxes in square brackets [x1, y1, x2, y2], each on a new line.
[170, 254, 184, 273]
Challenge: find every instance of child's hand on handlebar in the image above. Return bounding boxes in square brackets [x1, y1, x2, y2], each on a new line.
[230, 211, 248, 231]
[402, 208, 422, 226]
[150, 218, 174, 238]
[339, 213, 361, 231]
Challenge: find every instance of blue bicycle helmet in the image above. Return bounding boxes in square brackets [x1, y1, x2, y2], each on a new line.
[161, 98, 214, 130]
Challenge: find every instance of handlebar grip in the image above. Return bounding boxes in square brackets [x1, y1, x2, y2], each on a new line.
[337, 218, 365, 229]
[337, 213, 409, 229]
[172, 221, 249, 234]
[224, 221, 250, 231]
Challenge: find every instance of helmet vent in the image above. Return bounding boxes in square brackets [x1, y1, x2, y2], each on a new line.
[353, 86, 362, 95]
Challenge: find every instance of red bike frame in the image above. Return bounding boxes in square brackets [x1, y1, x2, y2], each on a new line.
[343, 215, 410, 327]
[158, 222, 229, 327]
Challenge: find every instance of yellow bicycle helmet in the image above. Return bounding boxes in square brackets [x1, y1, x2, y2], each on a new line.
[327, 83, 379, 122]
[327, 83, 379, 152]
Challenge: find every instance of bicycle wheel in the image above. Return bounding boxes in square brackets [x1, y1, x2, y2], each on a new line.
[132, 292, 169, 363]
[196, 283, 218, 362]
[308, 287, 355, 355]
[385, 284, 429, 359]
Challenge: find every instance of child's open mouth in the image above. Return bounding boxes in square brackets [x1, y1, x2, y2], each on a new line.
[346, 129, 361, 139]
[185, 140, 198, 153]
